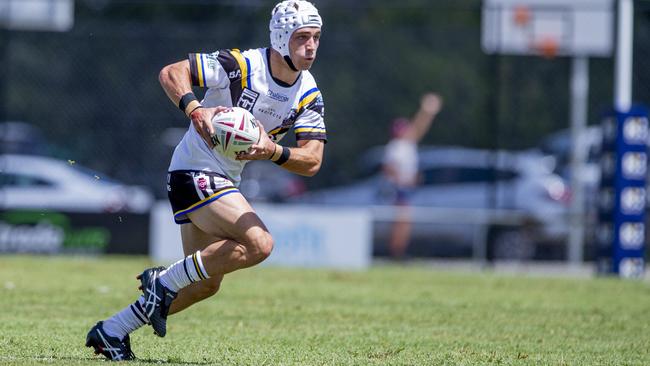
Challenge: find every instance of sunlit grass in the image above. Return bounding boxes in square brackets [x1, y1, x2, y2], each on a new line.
[1, 255, 649, 365]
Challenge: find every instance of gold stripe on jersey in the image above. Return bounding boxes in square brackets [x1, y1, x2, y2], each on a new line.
[268, 126, 282, 135]
[297, 90, 320, 113]
[294, 127, 326, 134]
[268, 126, 288, 135]
[230, 49, 249, 90]
[269, 127, 290, 140]
[194, 54, 205, 87]
[188, 53, 205, 87]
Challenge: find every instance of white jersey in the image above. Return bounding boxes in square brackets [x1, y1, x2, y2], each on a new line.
[384, 138, 418, 187]
[169, 47, 326, 186]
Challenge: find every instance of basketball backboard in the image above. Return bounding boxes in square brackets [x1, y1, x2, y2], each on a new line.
[0, 0, 74, 32]
[482, 0, 614, 57]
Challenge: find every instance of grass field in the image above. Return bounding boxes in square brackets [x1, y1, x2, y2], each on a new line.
[1, 256, 649, 365]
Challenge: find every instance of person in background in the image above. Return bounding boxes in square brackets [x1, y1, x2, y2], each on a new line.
[382, 93, 442, 259]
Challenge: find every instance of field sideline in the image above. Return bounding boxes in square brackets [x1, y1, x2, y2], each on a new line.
[1, 256, 649, 365]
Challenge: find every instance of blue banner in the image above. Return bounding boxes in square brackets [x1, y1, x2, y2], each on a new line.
[597, 106, 648, 278]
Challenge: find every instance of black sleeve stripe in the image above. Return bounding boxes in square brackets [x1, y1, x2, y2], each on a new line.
[295, 132, 327, 142]
[216, 49, 245, 105]
[217, 50, 241, 82]
[305, 101, 324, 115]
[188, 53, 201, 86]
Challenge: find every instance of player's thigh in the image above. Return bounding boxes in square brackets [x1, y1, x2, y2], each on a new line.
[180, 222, 224, 255]
[186, 191, 270, 245]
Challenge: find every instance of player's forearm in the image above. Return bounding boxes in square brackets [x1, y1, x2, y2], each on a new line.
[276, 146, 321, 177]
[268, 140, 323, 177]
[159, 61, 195, 109]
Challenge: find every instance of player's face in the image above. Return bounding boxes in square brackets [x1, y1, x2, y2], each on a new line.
[289, 27, 321, 70]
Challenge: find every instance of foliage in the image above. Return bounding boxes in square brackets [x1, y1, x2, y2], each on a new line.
[2, 1, 641, 194]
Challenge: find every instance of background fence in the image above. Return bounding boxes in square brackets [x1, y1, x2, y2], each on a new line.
[3, 0, 650, 262]
[5, 0, 650, 196]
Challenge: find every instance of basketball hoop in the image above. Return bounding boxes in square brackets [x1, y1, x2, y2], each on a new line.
[533, 36, 559, 59]
[482, 0, 613, 58]
[512, 5, 531, 27]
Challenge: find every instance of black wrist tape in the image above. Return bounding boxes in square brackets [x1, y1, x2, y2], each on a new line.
[178, 92, 198, 112]
[274, 146, 291, 166]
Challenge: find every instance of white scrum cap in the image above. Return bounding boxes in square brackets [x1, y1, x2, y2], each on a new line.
[269, 1, 323, 58]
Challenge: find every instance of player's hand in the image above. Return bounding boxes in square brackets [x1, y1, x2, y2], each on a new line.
[189, 106, 230, 148]
[236, 125, 276, 161]
[420, 93, 442, 115]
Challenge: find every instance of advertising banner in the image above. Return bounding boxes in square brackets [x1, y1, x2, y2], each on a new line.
[0, 210, 149, 254]
[150, 202, 373, 270]
[597, 106, 648, 278]
[255, 204, 372, 269]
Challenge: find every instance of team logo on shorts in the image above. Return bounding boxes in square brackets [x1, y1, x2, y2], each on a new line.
[197, 177, 208, 190]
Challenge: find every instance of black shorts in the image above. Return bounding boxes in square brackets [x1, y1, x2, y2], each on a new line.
[167, 170, 239, 224]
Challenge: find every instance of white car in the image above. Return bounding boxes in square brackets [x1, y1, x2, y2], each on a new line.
[291, 146, 571, 260]
[0, 154, 154, 213]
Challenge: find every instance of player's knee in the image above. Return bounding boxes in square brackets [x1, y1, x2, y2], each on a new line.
[248, 232, 274, 264]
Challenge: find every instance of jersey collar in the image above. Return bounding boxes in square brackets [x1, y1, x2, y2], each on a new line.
[266, 48, 301, 88]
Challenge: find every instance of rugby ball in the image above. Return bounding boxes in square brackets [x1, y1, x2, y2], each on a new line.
[210, 107, 261, 160]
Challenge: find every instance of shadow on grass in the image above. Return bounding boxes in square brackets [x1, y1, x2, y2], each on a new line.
[0, 355, 215, 365]
[135, 358, 215, 365]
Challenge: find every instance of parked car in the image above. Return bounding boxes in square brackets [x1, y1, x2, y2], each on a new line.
[539, 126, 604, 250]
[239, 160, 306, 202]
[0, 154, 154, 213]
[539, 125, 602, 191]
[290, 146, 572, 260]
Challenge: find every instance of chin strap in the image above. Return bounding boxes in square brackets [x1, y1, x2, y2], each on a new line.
[283, 55, 299, 72]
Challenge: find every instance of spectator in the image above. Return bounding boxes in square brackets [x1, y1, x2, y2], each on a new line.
[382, 93, 442, 259]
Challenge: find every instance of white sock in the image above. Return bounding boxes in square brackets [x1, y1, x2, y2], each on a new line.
[102, 296, 148, 340]
[158, 250, 210, 293]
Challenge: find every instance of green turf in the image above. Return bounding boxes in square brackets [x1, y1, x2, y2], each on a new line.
[0, 255, 649, 365]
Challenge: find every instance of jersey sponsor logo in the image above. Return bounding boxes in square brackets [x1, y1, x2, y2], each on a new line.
[229, 70, 241, 80]
[258, 107, 283, 120]
[266, 89, 289, 102]
[205, 52, 219, 70]
[237, 87, 259, 111]
[315, 95, 325, 117]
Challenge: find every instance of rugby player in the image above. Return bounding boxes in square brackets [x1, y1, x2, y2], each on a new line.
[86, 1, 326, 360]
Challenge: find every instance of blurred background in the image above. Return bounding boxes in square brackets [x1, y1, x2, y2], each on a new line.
[1, 0, 649, 272]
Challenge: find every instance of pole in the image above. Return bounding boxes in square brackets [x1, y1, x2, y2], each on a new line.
[481, 53, 501, 264]
[568, 56, 589, 265]
[0, 28, 8, 125]
[0, 2, 9, 125]
[614, 0, 633, 112]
